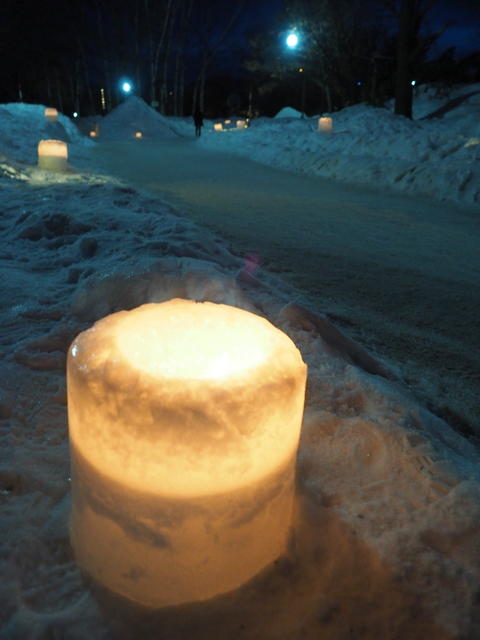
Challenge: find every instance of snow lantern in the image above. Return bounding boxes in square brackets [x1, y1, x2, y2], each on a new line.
[89, 131, 97, 138]
[236, 119, 246, 129]
[37, 139, 68, 172]
[135, 131, 143, 138]
[318, 117, 333, 133]
[214, 123, 223, 131]
[67, 298, 307, 608]
[44, 107, 58, 123]
[224, 119, 231, 124]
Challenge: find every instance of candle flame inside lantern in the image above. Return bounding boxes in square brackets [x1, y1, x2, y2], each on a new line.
[68, 299, 307, 607]
[135, 131, 142, 138]
[37, 139, 68, 171]
[44, 107, 58, 122]
[318, 116, 333, 133]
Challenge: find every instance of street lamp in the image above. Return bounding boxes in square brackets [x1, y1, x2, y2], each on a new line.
[286, 31, 299, 49]
[121, 81, 132, 95]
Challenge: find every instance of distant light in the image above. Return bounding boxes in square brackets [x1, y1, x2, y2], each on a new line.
[121, 81, 132, 94]
[72, 112, 78, 118]
[286, 32, 299, 49]
[356, 81, 363, 86]
[411, 80, 416, 86]
[298, 68, 304, 73]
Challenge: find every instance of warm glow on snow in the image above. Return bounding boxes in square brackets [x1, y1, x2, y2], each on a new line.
[318, 117, 333, 133]
[37, 139, 68, 171]
[214, 123, 223, 131]
[44, 107, 58, 122]
[67, 298, 307, 606]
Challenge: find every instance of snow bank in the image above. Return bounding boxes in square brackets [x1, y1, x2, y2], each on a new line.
[99, 96, 181, 140]
[0, 157, 479, 637]
[274, 106, 304, 118]
[0, 102, 92, 165]
[198, 88, 480, 205]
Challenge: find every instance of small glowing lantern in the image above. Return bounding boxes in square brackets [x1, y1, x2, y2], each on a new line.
[225, 119, 231, 124]
[135, 131, 143, 138]
[214, 123, 223, 131]
[236, 119, 246, 129]
[318, 116, 333, 133]
[44, 107, 58, 123]
[89, 131, 97, 138]
[68, 299, 307, 608]
[37, 139, 68, 172]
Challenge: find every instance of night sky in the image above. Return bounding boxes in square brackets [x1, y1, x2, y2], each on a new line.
[0, 0, 478, 112]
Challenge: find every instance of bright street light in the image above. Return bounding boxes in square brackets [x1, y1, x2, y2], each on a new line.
[121, 81, 132, 94]
[286, 32, 299, 49]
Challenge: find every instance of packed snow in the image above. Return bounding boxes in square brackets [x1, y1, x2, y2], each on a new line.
[0, 89, 479, 639]
[193, 83, 480, 206]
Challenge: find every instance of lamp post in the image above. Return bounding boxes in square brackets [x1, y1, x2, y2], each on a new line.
[285, 30, 307, 117]
[120, 80, 133, 96]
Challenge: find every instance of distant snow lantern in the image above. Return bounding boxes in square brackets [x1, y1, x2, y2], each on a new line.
[37, 139, 68, 171]
[135, 131, 143, 138]
[89, 131, 97, 138]
[236, 119, 246, 129]
[214, 123, 223, 131]
[67, 298, 307, 608]
[318, 117, 333, 133]
[44, 107, 58, 123]
[225, 119, 231, 124]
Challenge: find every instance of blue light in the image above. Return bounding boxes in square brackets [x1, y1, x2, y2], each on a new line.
[286, 32, 299, 49]
[121, 81, 132, 94]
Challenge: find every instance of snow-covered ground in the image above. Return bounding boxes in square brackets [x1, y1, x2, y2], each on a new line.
[190, 83, 480, 206]
[1, 93, 479, 638]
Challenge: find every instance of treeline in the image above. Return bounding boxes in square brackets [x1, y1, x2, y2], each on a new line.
[247, 0, 480, 118]
[0, 0, 247, 116]
[0, 0, 478, 118]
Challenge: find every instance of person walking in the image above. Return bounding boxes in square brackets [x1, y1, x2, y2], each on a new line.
[193, 108, 204, 137]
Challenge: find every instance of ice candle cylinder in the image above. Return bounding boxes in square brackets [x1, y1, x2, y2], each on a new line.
[44, 107, 58, 122]
[67, 298, 307, 608]
[37, 139, 68, 171]
[318, 116, 333, 133]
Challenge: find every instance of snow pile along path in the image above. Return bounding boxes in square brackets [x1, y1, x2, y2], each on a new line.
[198, 87, 480, 205]
[0, 138, 479, 637]
[0, 102, 92, 166]
[99, 96, 181, 141]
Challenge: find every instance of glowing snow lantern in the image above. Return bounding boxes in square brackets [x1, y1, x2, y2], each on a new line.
[214, 123, 223, 131]
[135, 131, 143, 138]
[236, 119, 246, 129]
[67, 299, 307, 608]
[318, 116, 333, 133]
[37, 139, 68, 171]
[89, 131, 97, 138]
[44, 107, 58, 123]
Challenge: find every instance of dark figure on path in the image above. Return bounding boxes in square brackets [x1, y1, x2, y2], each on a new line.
[193, 109, 203, 137]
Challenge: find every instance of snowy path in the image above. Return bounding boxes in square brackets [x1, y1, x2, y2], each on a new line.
[93, 139, 480, 433]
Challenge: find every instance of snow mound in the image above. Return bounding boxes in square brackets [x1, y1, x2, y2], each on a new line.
[198, 92, 480, 205]
[0, 102, 92, 165]
[100, 96, 180, 140]
[275, 106, 304, 118]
